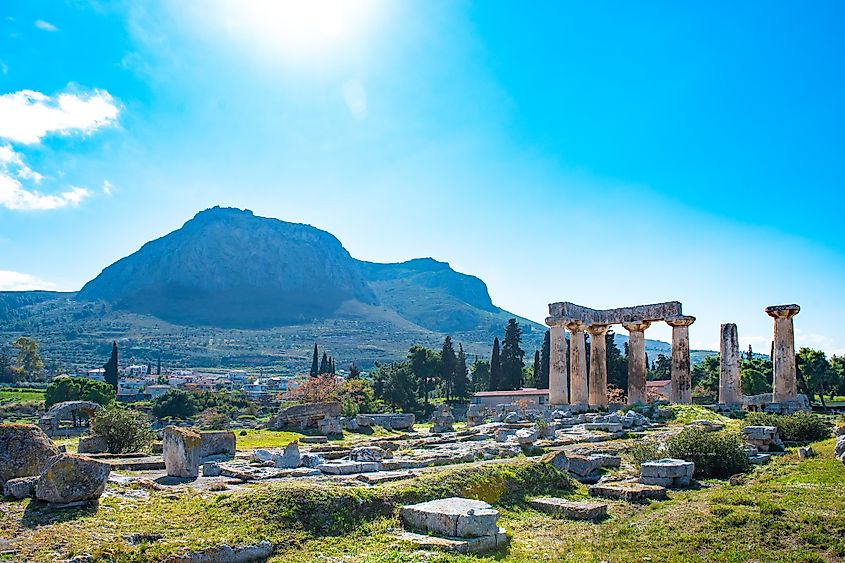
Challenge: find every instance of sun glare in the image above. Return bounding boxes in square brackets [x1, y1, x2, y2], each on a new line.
[218, 0, 381, 60]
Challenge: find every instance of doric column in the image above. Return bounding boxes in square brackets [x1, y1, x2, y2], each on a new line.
[766, 304, 800, 403]
[623, 320, 651, 404]
[719, 323, 741, 404]
[666, 315, 695, 404]
[587, 324, 609, 409]
[548, 323, 569, 405]
[566, 321, 588, 409]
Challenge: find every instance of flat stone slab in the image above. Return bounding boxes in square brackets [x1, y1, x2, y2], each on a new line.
[749, 453, 771, 465]
[528, 497, 607, 520]
[589, 482, 667, 502]
[300, 436, 329, 444]
[103, 456, 166, 471]
[400, 497, 500, 538]
[640, 458, 694, 487]
[317, 460, 380, 475]
[355, 470, 416, 484]
[397, 528, 507, 554]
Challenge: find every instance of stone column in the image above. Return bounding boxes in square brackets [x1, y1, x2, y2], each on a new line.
[548, 323, 569, 405]
[623, 321, 651, 404]
[666, 316, 695, 404]
[566, 321, 588, 410]
[587, 324, 609, 409]
[719, 323, 741, 404]
[766, 304, 800, 403]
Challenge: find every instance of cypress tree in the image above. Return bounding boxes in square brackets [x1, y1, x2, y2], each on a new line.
[490, 337, 501, 391]
[319, 352, 328, 374]
[156, 353, 161, 376]
[538, 330, 550, 389]
[439, 336, 458, 401]
[532, 350, 540, 387]
[454, 344, 469, 401]
[310, 344, 319, 377]
[499, 319, 525, 391]
[103, 341, 119, 392]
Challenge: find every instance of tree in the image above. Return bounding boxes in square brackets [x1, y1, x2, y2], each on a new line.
[499, 319, 525, 391]
[606, 331, 627, 390]
[537, 330, 550, 389]
[90, 405, 154, 454]
[490, 338, 502, 391]
[454, 344, 470, 401]
[532, 350, 540, 387]
[831, 355, 845, 397]
[373, 362, 419, 413]
[408, 345, 439, 406]
[319, 352, 329, 375]
[471, 358, 491, 392]
[692, 355, 720, 399]
[439, 336, 458, 401]
[103, 341, 119, 391]
[151, 388, 198, 419]
[796, 347, 835, 407]
[653, 354, 671, 380]
[348, 363, 362, 378]
[45, 377, 115, 409]
[0, 345, 17, 383]
[310, 344, 320, 377]
[13, 336, 43, 378]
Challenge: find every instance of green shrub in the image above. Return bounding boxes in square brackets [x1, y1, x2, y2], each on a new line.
[628, 428, 750, 478]
[745, 411, 830, 443]
[90, 404, 154, 454]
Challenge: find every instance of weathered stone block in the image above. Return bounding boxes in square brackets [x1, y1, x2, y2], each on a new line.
[583, 422, 623, 433]
[400, 497, 500, 538]
[528, 497, 607, 520]
[588, 482, 667, 502]
[349, 446, 385, 462]
[3, 476, 38, 499]
[515, 428, 538, 445]
[316, 460, 380, 475]
[199, 431, 236, 461]
[251, 442, 300, 468]
[397, 528, 508, 554]
[163, 426, 201, 478]
[35, 453, 110, 504]
[541, 450, 569, 472]
[0, 423, 60, 486]
[78, 435, 109, 454]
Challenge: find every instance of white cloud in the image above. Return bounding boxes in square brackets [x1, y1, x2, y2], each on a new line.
[34, 20, 58, 32]
[0, 270, 57, 291]
[0, 61, 7, 75]
[343, 79, 367, 120]
[0, 89, 119, 145]
[102, 180, 114, 195]
[0, 88, 118, 211]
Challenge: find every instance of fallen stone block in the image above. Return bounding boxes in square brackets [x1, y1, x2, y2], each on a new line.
[797, 446, 814, 459]
[541, 450, 569, 472]
[528, 497, 607, 521]
[199, 431, 236, 461]
[163, 426, 201, 478]
[165, 540, 273, 563]
[349, 446, 385, 462]
[202, 463, 222, 477]
[640, 458, 694, 487]
[3, 476, 38, 499]
[397, 529, 507, 554]
[0, 423, 60, 486]
[749, 453, 771, 464]
[300, 453, 326, 468]
[35, 454, 110, 504]
[400, 497, 500, 538]
[583, 422, 623, 433]
[355, 470, 416, 484]
[589, 482, 667, 502]
[300, 436, 328, 444]
[317, 460, 380, 475]
[78, 435, 109, 454]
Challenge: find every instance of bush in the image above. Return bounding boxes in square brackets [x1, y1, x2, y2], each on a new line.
[745, 411, 830, 443]
[629, 428, 750, 478]
[45, 377, 115, 409]
[90, 405, 154, 454]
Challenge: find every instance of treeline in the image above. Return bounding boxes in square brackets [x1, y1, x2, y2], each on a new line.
[692, 346, 845, 405]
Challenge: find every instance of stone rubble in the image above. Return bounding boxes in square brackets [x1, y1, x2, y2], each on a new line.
[742, 426, 784, 452]
[430, 405, 456, 434]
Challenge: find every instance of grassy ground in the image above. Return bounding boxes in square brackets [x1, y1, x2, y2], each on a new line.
[0, 388, 45, 403]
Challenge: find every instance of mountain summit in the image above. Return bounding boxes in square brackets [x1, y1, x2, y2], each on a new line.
[76, 207, 519, 333]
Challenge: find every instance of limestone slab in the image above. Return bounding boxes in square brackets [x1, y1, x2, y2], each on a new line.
[400, 497, 500, 538]
[589, 482, 667, 502]
[397, 528, 507, 554]
[528, 497, 607, 520]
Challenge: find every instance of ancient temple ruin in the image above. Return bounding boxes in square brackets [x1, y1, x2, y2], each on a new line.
[545, 301, 695, 408]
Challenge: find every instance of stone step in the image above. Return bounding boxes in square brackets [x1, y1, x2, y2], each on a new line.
[527, 497, 608, 520]
[400, 497, 500, 538]
[354, 470, 416, 484]
[397, 528, 508, 554]
[588, 482, 667, 502]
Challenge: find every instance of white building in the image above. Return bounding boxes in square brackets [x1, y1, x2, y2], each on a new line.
[472, 388, 550, 407]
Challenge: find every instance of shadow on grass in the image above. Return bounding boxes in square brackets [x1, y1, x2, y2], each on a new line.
[21, 498, 99, 529]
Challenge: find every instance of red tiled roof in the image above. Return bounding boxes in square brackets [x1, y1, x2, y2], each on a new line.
[646, 380, 671, 388]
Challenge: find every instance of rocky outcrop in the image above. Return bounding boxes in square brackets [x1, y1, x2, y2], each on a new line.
[0, 423, 60, 486]
[35, 454, 110, 504]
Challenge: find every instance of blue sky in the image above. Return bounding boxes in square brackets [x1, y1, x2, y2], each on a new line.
[0, 1, 843, 355]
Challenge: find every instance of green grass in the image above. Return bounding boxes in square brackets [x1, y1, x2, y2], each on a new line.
[667, 404, 735, 426]
[234, 429, 307, 450]
[0, 388, 45, 404]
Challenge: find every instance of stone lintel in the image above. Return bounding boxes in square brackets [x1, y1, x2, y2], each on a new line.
[622, 320, 652, 333]
[665, 315, 696, 327]
[765, 304, 800, 319]
[547, 301, 682, 326]
[586, 324, 609, 336]
[565, 320, 588, 332]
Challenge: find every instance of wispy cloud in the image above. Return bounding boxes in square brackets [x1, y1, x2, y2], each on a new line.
[0, 270, 57, 291]
[34, 20, 58, 32]
[0, 61, 7, 76]
[0, 89, 118, 145]
[0, 88, 118, 211]
[102, 180, 114, 195]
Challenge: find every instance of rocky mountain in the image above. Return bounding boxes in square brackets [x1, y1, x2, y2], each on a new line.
[77, 207, 378, 328]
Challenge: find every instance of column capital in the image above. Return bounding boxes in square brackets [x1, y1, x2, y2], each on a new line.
[665, 315, 696, 327]
[586, 323, 609, 336]
[565, 320, 588, 332]
[622, 320, 651, 332]
[765, 304, 800, 319]
[545, 317, 567, 328]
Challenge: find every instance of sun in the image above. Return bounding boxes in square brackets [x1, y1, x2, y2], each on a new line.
[217, 0, 382, 60]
